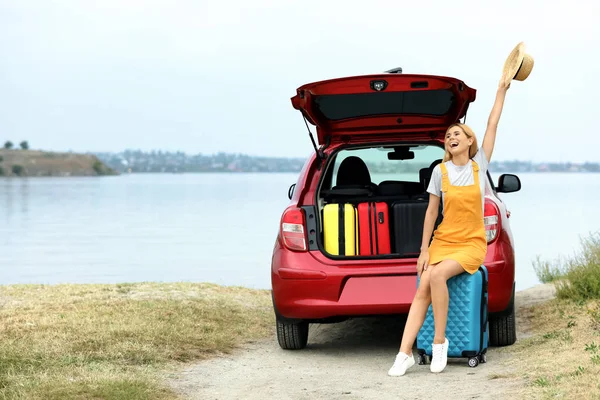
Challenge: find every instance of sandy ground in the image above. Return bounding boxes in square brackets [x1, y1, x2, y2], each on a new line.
[167, 284, 556, 400]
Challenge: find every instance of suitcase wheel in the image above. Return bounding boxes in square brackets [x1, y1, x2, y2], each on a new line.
[468, 357, 480, 368]
[479, 353, 487, 364]
[417, 354, 428, 365]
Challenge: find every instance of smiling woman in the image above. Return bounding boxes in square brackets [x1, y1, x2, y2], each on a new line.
[389, 70, 514, 375]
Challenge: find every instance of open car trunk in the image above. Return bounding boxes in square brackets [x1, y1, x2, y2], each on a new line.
[315, 143, 445, 259]
[291, 72, 476, 259]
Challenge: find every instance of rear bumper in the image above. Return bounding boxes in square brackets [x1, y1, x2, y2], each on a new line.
[271, 242, 515, 320]
[272, 273, 417, 321]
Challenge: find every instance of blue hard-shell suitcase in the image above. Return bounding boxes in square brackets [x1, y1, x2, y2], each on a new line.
[416, 265, 489, 367]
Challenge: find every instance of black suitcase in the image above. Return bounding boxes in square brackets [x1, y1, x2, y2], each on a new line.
[391, 201, 428, 256]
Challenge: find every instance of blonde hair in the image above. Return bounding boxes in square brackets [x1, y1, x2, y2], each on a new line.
[442, 123, 478, 162]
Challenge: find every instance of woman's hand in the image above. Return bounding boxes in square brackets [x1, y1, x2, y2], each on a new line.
[417, 250, 430, 277]
[498, 76, 511, 91]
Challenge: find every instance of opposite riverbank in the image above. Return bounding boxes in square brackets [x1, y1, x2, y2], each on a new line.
[0, 149, 117, 177]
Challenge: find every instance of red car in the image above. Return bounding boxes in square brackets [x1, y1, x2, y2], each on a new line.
[271, 70, 521, 350]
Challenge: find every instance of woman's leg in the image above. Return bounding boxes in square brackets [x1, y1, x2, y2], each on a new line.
[429, 259, 465, 344]
[388, 269, 433, 376]
[398, 268, 432, 355]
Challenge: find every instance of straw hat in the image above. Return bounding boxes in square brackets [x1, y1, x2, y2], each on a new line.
[501, 42, 534, 87]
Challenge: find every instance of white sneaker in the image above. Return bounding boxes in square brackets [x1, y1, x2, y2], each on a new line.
[388, 352, 415, 376]
[430, 338, 449, 373]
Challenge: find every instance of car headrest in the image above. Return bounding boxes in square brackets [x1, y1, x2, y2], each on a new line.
[419, 159, 443, 189]
[430, 159, 443, 170]
[336, 156, 372, 187]
[419, 168, 429, 189]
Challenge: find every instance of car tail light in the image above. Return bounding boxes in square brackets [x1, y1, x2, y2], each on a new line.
[281, 207, 307, 251]
[484, 201, 501, 243]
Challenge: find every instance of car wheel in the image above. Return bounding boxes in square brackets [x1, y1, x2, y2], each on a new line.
[276, 319, 309, 350]
[489, 288, 517, 347]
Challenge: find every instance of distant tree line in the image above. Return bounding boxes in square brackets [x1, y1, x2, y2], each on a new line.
[94, 149, 600, 174]
[3, 140, 29, 150]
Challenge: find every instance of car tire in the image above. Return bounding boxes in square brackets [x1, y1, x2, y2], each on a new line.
[489, 288, 517, 347]
[276, 319, 309, 350]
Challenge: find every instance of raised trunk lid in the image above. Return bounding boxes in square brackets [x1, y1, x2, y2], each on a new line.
[291, 74, 476, 145]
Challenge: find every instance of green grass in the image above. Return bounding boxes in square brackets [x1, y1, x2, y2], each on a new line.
[532, 255, 566, 283]
[533, 232, 600, 301]
[0, 282, 273, 399]
[502, 231, 600, 399]
[504, 299, 600, 399]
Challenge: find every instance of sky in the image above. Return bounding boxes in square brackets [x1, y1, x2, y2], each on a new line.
[0, 0, 598, 162]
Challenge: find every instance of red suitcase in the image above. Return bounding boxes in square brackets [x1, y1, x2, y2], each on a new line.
[357, 202, 391, 255]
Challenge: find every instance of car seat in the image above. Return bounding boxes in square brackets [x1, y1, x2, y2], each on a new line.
[419, 159, 443, 191]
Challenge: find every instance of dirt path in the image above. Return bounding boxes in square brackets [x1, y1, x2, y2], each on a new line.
[167, 284, 556, 400]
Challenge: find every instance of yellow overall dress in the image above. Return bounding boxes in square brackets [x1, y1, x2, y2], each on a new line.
[427, 160, 487, 274]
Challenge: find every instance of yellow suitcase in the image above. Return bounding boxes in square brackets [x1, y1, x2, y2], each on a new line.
[323, 203, 358, 256]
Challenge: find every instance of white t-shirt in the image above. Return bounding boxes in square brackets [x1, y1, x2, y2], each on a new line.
[426, 148, 489, 214]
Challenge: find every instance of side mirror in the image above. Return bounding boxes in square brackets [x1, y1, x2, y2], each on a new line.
[497, 174, 521, 193]
[288, 183, 296, 200]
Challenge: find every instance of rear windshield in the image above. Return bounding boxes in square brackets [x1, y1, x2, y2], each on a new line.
[313, 90, 454, 121]
[328, 145, 445, 187]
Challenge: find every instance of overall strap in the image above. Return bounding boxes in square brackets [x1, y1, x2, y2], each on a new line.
[440, 163, 449, 193]
[471, 160, 480, 185]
